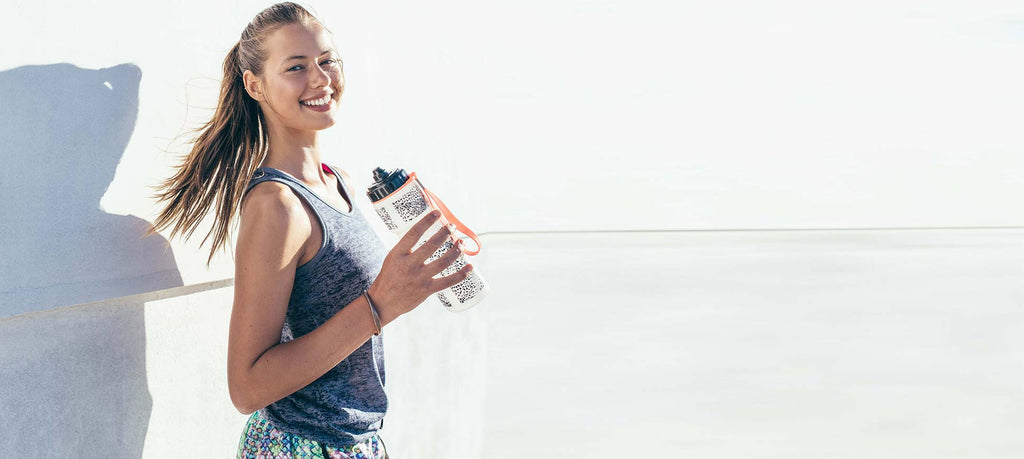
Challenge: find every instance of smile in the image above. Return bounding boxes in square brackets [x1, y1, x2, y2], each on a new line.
[300, 95, 333, 112]
[300, 94, 332, 106]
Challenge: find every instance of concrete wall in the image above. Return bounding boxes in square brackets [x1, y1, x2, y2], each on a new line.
[0, 282, 233, 456]
[0, 278, 486, 458]
[1, 1, 1022, 457]
[0, 63, 184, 317]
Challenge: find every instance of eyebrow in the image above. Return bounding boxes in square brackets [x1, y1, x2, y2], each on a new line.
[282, 50, 334, 64]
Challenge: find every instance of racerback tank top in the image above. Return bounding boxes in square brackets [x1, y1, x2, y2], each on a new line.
[243, 163, 389, 447]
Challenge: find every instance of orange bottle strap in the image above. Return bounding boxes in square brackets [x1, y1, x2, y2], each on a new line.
[410, 172, 482, 256]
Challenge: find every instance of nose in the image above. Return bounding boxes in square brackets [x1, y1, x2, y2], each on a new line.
[310, 61, 331, 88]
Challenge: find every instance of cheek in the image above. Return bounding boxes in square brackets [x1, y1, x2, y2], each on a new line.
[274, 80, 305, 105]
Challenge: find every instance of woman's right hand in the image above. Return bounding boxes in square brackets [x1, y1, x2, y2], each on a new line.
[367, 210, 473, 324]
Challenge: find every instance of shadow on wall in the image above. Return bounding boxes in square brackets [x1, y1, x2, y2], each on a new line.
[0, 63, 183, 456]
[0, 63, 183, 316]
[0, 299, 154, 456]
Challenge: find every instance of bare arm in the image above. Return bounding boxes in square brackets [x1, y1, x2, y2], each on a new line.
[227, 186, 470, 414]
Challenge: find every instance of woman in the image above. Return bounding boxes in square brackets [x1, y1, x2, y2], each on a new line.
[148, 3, 472, 457]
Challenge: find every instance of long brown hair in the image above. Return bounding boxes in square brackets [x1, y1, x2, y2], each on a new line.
[148, 2, 323, 265]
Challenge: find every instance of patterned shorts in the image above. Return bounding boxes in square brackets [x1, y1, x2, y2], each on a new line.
[236, 410, 388, 459]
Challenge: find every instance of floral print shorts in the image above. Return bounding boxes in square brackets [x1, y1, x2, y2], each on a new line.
[237, 410, 388, 459]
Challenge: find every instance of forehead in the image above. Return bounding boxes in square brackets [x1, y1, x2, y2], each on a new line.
[264, 23, 335, 62]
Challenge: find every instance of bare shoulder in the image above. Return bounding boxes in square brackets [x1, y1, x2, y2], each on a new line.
[241, 181, 303, 217]
[238, 181, 312, 250]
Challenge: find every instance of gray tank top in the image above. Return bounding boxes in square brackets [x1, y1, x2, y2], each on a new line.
[243, 163, 389, 447]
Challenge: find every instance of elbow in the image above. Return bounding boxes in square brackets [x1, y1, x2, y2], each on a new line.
[231, 395, 257, 416]
[229, 386, 255, 415]
[228, 375, 261, 415]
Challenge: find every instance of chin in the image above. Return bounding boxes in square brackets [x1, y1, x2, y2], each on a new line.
[299, 114, 337, 131]
[315, 119, 337, 130]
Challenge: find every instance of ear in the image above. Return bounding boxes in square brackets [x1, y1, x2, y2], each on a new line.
[242, 70, 265, 101]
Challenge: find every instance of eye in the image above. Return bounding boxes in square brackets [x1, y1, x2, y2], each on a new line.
[288, 65, 304, 72]
[321, 59, 341, 67]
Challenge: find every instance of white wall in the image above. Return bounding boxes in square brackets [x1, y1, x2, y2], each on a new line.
[1, 0, 1022, 457]
[479, 230, 1024, 458]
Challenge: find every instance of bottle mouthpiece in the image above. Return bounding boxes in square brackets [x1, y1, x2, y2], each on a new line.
[366, 166, 410, 203]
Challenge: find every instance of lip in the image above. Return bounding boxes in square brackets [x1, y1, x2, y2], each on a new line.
[300, 92, 332, 103]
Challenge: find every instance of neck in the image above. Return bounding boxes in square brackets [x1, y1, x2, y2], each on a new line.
[261, 125, 327, 186]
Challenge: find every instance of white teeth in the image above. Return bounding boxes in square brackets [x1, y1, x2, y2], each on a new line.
[301, 95, 331, 106]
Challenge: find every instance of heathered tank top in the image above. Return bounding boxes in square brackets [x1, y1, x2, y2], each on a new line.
[243, 163, 389, 447]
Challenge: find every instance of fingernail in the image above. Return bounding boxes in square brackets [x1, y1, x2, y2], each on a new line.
[432, 211, 441, 217]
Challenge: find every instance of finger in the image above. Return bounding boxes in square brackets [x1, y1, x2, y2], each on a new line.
[435, 262, 474, 291]
[413, 223, 456, 264]
[424, 241, 464, 277]
[395, 210, 442, 253]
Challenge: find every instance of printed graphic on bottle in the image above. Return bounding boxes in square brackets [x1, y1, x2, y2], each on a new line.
[376, 207, 398, 231]
[394, 187, 429, 223]
[438, 292, 453, 309]
[451, 271, 487, 303]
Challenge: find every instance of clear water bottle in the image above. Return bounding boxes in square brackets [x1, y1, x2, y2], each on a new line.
[366, 167, 489, 312]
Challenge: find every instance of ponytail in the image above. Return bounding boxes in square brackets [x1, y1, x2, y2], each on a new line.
[147, 41, 269, 265]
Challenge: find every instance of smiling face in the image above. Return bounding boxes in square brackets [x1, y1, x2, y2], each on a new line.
[242, 22, 344, 134]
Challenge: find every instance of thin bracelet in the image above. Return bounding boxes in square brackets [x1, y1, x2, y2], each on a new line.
[363, 289, 382, 336]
